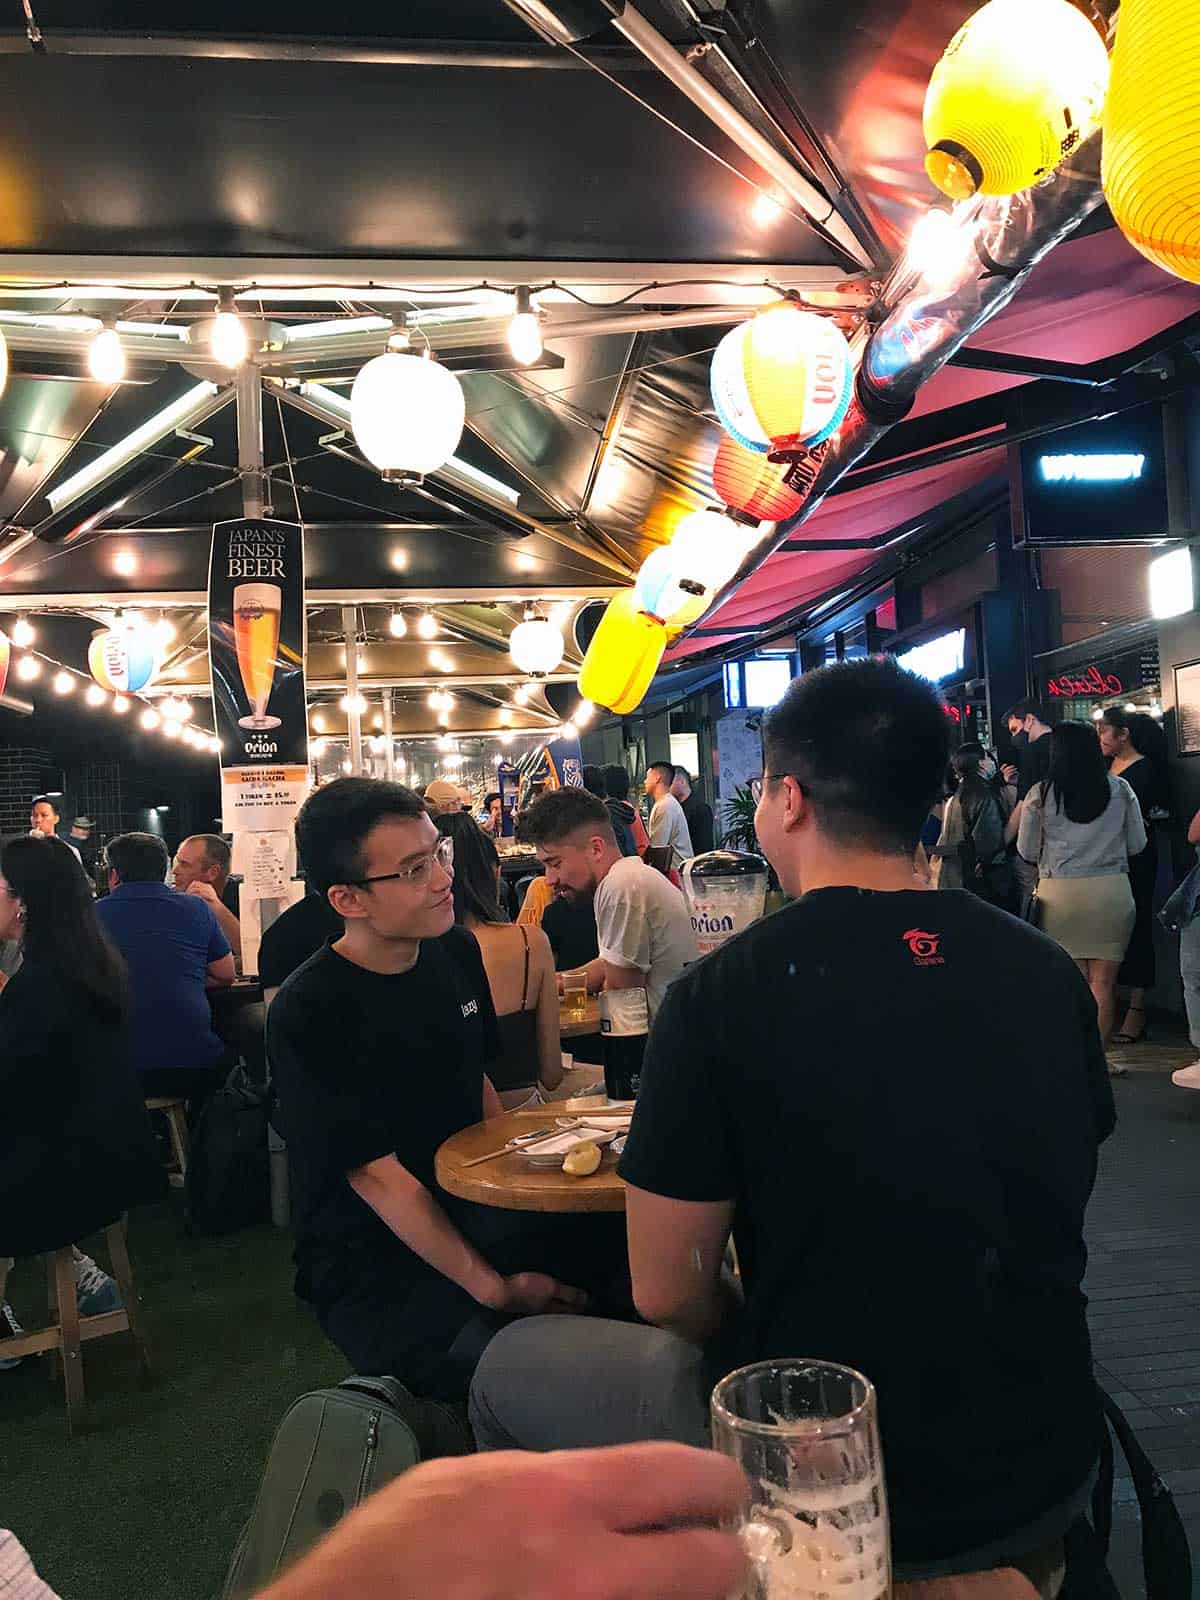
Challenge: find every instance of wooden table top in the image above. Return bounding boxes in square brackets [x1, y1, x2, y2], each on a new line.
[559, 995, 602, 1039]
[436, 1107, 627, 1213]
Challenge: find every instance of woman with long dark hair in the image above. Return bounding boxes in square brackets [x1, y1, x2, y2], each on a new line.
[932, 743, 1014, 909]
[1099, 708, 1171, 1042]
[1018, 722, 1147, 1046]
[436, 814, 564, 1102]
[0, 835, 164, 1359]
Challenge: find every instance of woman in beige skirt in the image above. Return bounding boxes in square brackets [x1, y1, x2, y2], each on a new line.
[1017, 722, 1146, 1045]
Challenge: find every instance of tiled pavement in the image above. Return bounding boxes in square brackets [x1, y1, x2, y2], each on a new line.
[1086, 1040, 1200, 1596]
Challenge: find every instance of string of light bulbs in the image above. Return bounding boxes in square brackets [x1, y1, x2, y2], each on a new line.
[8, 645, 221, 754]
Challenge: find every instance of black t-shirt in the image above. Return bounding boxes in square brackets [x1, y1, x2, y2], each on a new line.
[258, 893, 343, 990]
[681, 792, 715, 855]
[541, 894, 600, 972]
[267, 928, 500, 1315]
[619, 887, 1115, 1570]
[1015, 732, 1052, 801]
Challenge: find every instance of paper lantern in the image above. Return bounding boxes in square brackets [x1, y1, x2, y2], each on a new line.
[923, 0, 1109, 201]
[350, 347, 466, 484]
[88, 624, 157, 694]
[1103, 0, 1200, 283]
[710, 305, 853, 460]
[712, 434, 805, 522]
[509, 615, 564, 676]
[577, 590, 667, 715]
[634, 546, 712, 628]
[0, 628, 8, 700]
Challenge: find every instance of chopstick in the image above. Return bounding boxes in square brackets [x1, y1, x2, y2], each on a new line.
[459, 1146, 517, 1169]
[458, 1124, 555, 1169]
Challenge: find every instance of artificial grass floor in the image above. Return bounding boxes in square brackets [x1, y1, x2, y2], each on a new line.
[0, 1198, 347, 1600]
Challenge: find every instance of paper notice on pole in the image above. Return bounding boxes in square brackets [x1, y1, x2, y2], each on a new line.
[239, 876, 304, 980]
[232, 830, 295, 900]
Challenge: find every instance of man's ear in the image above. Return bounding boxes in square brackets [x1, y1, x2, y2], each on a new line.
[780, 776, 812, 834]
[327, 883, 365, 921]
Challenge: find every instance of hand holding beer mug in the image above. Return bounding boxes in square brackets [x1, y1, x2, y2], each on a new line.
[234, 582, 282, 730]
[711, 1361, 890, 1599]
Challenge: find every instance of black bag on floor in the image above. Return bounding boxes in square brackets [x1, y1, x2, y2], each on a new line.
[1061, 1387, 1192, 1599]
[185, 1064, 270, 1236]
[223, 1375, 472, 1600]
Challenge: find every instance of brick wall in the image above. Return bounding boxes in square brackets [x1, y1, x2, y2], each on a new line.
[0, 746, 58, 834]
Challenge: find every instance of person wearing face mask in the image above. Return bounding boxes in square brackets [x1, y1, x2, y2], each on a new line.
[1002, 702, 1054, 917]
[932, 744, 1015, 911]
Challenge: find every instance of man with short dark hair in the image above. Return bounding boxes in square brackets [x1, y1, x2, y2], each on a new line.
[267, 777, 588, 1400]
[670, 771, 714, 856]
[96, 831, 234, 1099]
[472, 660, 1115, 1591]
[521, 788, 692, 1022]
[29, 796, 82, 863]
[581, 765, 607, 799]
[173, 832, 242, 963]
[643, 762, 693, 867]
[1003, 699, 1054, 914]
[481, 791, 503, 837]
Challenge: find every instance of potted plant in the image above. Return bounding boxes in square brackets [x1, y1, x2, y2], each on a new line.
[720, 784, 762, 854]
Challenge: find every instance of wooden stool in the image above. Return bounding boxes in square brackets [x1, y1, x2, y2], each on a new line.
[145, 1096, 189, 1187]
[4, 1218, 153, 1437]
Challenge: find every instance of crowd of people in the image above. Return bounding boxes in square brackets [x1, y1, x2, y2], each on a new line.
[7, 659, 1200, 1597]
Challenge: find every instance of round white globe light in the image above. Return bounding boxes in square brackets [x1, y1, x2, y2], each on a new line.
[350, 349, 466, 485]
[509, 616, 564, 676]
[670, 509, 749, 593]
[88, 327, 127, 385]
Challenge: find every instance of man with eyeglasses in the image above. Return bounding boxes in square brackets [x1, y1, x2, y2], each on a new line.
[471, 661, 1115, 1594]
[267, 778, 588, 1403]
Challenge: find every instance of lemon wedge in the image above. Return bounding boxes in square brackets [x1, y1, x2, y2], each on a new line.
[562, 1141, 602, 1177]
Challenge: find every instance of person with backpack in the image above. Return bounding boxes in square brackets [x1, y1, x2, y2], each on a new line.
[602, 764, 646, 857]
[933, 744, 1015, 912]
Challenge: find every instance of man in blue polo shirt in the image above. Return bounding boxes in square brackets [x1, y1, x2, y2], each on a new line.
[96, 831, 235, 1103]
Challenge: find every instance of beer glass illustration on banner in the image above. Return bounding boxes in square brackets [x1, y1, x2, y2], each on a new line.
[234, 583, 283, 730]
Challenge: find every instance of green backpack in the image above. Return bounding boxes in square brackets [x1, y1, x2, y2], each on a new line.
[223, 1376, 473, 1599]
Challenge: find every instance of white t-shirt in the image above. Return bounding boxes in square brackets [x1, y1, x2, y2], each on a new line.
[594, 855, 695, 1021]
[648, 793, 694, 867]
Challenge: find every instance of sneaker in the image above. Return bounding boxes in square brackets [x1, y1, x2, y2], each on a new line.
[0, 1300, 24, 1368]
[72, 1250, 122, 1317]
[1172, 1060, 1200, 1090]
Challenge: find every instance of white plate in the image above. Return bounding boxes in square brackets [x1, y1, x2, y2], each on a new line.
[519, 1128, 618, 1166]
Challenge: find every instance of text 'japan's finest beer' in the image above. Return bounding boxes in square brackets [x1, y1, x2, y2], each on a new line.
[234, 582, 282, 730]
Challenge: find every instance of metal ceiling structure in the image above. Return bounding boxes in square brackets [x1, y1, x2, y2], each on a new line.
[0, 0, 1198, 754]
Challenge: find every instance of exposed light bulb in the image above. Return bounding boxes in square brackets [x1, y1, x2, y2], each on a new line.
[341, 759, 353, 775]
[499, 731, 514, 746]
[438, 733, 454, 752]
[371, 713, 383, 730]
[437, 712, 450, 728]
[85, 683, 106, 707]
[559, 721, 578, 741]
[141, 708, 161, 730]
[311, 714, 326, 733]
[88, 325, 126, 385]
[15, 654, 40, 681]
[429, 649, 454, 673]
[574, 699, 595, 726]
[11, 615, 34, 648]
[905, 207, 977, 290]
[499, 708, 513, 727]
[389, 607, 408, 638]
[508, 286, 543, 366]
[113, 550, 137, 577]
[751, 192, 785, 226]
[112, 694, 130, 714]
[154, 615, 176, 646]
[513, 685, 531, 706]
[163, 719, 182, 739]
[311, 737, 326, 756]
[514, 551, 538, 573]
[417, 610, 438, 640]
[210, 303, 248, 368]
[339, 692, 368, 715]
[53, 670, 75, 696]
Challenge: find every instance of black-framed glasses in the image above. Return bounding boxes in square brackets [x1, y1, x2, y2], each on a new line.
[350, 835, 454, 889]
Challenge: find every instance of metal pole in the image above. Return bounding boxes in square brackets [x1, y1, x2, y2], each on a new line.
[342, 603, 363, 776]
[382, 688, 397, 781]
[236, 366, 266, 518]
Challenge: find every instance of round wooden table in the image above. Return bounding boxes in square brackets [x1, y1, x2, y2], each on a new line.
[559, 995, 601, 1039]
[436, 1107, 627, 1213]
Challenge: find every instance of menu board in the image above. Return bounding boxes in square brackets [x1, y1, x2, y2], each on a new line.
[1176, 660, 1200, 756]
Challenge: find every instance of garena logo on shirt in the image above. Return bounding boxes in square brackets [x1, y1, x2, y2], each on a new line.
[902, 929, 944, 967]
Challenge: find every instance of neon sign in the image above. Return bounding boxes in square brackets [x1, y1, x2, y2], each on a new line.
[1039, 453, 1146, 483]
[896, 628, 966, 683]
[1046, 664, 1124, 698]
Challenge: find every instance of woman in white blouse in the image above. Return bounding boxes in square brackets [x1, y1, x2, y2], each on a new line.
[1018, 720, 1146, 1045]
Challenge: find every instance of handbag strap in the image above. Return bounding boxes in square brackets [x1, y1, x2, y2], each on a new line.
[1097, 1386, 1193, 1599]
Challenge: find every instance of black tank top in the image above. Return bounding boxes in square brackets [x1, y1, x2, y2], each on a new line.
[490, 925, 541, 1092]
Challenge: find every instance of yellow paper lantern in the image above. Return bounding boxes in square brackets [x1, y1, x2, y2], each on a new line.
[923, 0, 1110, 200]
[1103, 0, 1200, 283]
[577, 590, 667, 715]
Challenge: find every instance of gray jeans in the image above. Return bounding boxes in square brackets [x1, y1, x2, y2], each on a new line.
[469, 1314, 709, 1452]
[1181, 916, 1200, 1051]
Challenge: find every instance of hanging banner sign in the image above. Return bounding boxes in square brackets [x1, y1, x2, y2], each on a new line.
[209, 517, 309, 831]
